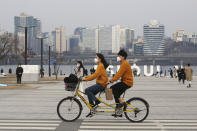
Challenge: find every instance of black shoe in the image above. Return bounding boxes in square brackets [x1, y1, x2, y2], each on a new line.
[93, 100, 101, 107]
[112, 114, 123, 117]
[86, 112, 93, 118]
[116, 102, 126, 108]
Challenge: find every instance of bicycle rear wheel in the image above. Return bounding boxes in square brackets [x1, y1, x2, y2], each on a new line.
[124, 97, 149, 122]
[57, 96, 82, 122]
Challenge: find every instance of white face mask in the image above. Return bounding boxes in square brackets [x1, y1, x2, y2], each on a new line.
[77, 64, 80, 67]
[117, 56, 121, 62]
[94, 58, 98, 63]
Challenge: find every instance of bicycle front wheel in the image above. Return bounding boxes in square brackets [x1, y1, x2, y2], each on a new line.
[124, 97, 149, 122]
[57, 96, 82, 122]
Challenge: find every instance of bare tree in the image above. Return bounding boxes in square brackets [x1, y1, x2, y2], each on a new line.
[0, 32, 15, 61]
[53, 53, 64, 80]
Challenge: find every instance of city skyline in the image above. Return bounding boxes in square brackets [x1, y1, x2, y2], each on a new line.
[0, 0, 197, 36]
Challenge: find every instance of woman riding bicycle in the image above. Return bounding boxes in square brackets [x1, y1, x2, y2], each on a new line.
[109, 50, 133, 117]
[82, 53, 108, 117]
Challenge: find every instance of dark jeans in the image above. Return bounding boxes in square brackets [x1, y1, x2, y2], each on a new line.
[17, 75, 22, 84]
[85, 84, 104, 106]
[110, 82, 130, 105]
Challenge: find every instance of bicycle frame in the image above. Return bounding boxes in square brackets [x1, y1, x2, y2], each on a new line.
[73, 81, 137, 113]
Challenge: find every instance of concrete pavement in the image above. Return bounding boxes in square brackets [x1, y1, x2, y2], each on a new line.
[0, 76, 197, 130]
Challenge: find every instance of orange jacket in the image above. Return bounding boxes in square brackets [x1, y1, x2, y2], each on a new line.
[84, 62, 108, 87]
[110, 60, 133, 87]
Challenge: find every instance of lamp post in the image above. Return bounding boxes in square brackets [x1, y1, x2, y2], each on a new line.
[48, 44, 55, 77]
[17, 26, 35, 65]
[36, 34, 48, 78]
[49, 45, 51, 77]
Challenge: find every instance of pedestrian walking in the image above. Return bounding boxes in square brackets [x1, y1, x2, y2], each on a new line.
[169, 68, 173, 78]
[177, 67, 181, 83]
[185, 64, 193, 88]
[180, 66, 186, 84]
[16, 64, 23, 84]
[160, 68, 163, 77]
[173, 67, 177, 78]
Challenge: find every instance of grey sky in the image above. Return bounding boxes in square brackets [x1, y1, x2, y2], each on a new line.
[0, 0, 197, 37]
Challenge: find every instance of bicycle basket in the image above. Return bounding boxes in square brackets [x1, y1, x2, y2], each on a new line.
[65, 82, 77, 91]
[64, 74, 78, 91]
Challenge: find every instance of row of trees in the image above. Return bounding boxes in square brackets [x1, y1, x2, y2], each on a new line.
[165, 38, 197, 56]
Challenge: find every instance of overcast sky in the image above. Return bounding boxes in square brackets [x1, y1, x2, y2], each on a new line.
[0, 0, 197, 37]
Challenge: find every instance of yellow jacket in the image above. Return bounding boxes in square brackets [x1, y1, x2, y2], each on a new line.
[84, 62, 108, 87]
[110, 60, 133, 87]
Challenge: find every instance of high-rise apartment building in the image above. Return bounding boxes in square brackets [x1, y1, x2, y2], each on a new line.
[52, 26, 67, 53]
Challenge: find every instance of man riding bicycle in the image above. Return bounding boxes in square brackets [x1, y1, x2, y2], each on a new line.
[109, 49, 133, 117]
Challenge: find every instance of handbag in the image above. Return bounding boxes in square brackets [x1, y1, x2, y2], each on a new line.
[105, 88, 113, 100]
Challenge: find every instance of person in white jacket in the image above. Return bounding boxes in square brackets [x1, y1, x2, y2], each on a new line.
[74, 61, 85, 96]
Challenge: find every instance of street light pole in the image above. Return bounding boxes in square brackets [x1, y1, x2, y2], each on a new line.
[36, 36, 48, 78]
[49, 46, 51, 77]
[41, 38, 43, 76]
[24, 27, 27, 64]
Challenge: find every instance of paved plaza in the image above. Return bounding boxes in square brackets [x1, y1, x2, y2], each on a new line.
[0, 76, 197, 131]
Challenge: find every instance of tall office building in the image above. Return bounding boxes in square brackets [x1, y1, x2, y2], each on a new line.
[52, 26, 67, 53]
[14, 13, 42, 55]
[68, 35, 80, 52]
[60, 26, 67, 52]
[143, 20, 165, 56]
[74, 27, 86, 42]
[112, 25, 133, 53]
[112, 25, 121, 53]
[79, 25, 134, 53]
[80, 28, 96, 52]
[134, 38, 144, 56]
[96, 26, 112, 53]
[125, 28, 135, 51]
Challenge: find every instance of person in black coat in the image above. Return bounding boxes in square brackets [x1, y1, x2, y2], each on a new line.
[180, 67, 186, 84]
[16, 64, 23, 84]
[177, 67, 181, 83]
